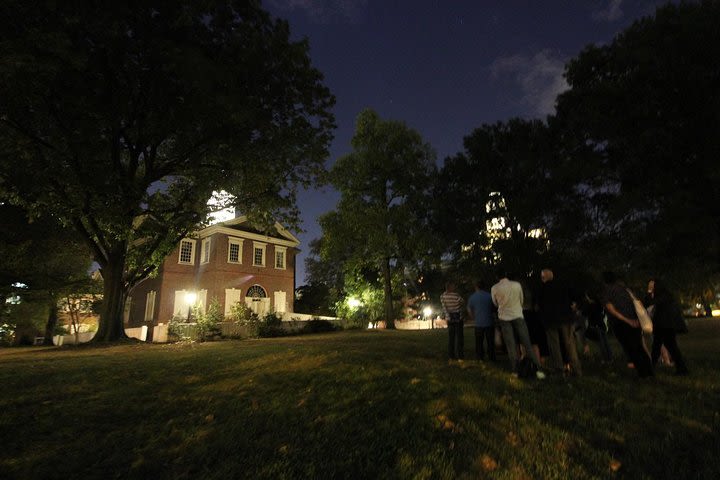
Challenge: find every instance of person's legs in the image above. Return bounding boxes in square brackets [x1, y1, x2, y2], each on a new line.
[513, 318, 543, 369]
[457, 323, 464, 360]
[660, 345, 673, 366]
[448, 322, 458, 360]
[627, 327, 654, 377]
[483, 326, 496, 361]
[561, 323, 582, 376]
[545, 325, 564, 371]
[475, 327, 484, 359]
[651, 328, 666, 366]
[499, 321, 518, 371]
[663, 331, 689, 374]
[597, 329, 613, 362]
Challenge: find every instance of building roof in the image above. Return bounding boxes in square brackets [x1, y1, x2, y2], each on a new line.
[196, 216, 300, 248]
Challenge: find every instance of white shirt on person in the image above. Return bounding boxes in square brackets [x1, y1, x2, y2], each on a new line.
[491, 278, 524, 321]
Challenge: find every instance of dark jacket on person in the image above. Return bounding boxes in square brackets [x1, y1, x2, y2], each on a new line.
[538, 279, 573, 327]
[652, 290, 687, 332]
[583, 299, 605, 329]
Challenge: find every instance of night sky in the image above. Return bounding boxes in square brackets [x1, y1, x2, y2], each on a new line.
[262, 0, 670, 284]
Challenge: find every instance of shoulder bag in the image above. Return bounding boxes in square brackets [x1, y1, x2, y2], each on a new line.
[626, 289, 653, 334]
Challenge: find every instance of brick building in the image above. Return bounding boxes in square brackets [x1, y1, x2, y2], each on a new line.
[126, 216, 299, 329]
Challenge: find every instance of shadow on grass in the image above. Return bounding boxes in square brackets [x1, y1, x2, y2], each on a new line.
[1, 323, 718, 479]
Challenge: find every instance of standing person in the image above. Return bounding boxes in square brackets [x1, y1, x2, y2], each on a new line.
[649, 279, 690, 375]
[571, 300, 590, 357]
[644, 279, 673, 366]
[538, 268, 582, 376]
[491, 271, 545, 379]
[601, 272, 654, 378]
[583, 291, 612, 363]
[467, 280, 495, 361]
[523, 281, 547, 365]
[440, 281, 464, 362]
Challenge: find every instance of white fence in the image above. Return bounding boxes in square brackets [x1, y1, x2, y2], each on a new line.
[52, 324, 169, 344]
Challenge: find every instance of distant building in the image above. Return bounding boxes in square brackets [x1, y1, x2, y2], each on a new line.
[126, 216, 299, 331]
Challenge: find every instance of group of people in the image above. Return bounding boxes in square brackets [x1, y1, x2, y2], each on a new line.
[439, 268, 690, 379]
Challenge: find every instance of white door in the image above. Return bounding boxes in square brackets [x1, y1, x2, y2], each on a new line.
[225, 289, 243, 316]
[246, 297, 271, 316]
[274, 291, 287, 313]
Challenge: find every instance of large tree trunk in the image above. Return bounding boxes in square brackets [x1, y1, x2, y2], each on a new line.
[43, 294, 58, 346]
[381, 257, 395, 329]
[93, 252, 129, 342]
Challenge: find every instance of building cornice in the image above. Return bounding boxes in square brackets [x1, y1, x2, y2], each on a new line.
[198, 225, 299, 248]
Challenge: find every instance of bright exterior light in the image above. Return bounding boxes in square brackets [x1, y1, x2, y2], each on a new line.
[422, 306, 433, 317]
[348, 297, 361, 309]
[712, 309, 720, 317]
[185, 291, 197, 305]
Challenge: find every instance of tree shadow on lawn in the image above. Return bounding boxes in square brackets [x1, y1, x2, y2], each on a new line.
[2, 327, 718, 479]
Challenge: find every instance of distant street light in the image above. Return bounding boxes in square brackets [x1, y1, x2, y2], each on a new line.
[347, 297, 362, 309]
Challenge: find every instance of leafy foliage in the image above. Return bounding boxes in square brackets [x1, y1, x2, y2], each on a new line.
[195, 297, 223, 341]
[0, 1, 335, 341]
[0, 204, 95, 344]
[300, 319, 337, 334]
[553, 1, 720, 291]
[167, 315, 194, 342]
[315, 109, 437, 327]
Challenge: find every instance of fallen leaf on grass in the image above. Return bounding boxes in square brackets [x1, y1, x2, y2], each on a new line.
[609, 459, 622, 472]
[436, 414, 455, 430]
[479, 454, 498, 471]
[410, 377, 421, 385]
[506, 431, 520, 447]
[204, 414, 214, 423]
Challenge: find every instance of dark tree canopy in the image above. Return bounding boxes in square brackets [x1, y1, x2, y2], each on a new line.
[0, 204, 94, 345]
[436, 119, 568, 281]
[0, 1, 335, 341]
[554, 0, 720, 290]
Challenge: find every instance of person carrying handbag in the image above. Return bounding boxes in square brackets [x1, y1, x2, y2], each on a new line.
[601, 272, 654, 378]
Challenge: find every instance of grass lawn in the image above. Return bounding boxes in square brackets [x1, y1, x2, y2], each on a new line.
[1, 319, 719, 479]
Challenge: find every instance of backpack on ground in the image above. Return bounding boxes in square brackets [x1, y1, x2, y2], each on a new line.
[517, 356, 538, 379]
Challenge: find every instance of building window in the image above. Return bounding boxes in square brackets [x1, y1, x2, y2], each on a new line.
[247, 284, 267, 299]
[227, 237, 244, 264]
[253, 242, 266, 267]
[200, 238, 211, 264]
[178, 239, 196, 265]
[275, 246, 287, 270]
[144, 291, 156, 322]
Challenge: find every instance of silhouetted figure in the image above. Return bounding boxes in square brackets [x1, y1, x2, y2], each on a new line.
[538, 268, 582, 376]
[491, 271, 545, 379]
[649, 279, 689, 375]
[441, 282, 464, 362]
[601, 272, 654, 378]
[467, 280, 495, 361]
